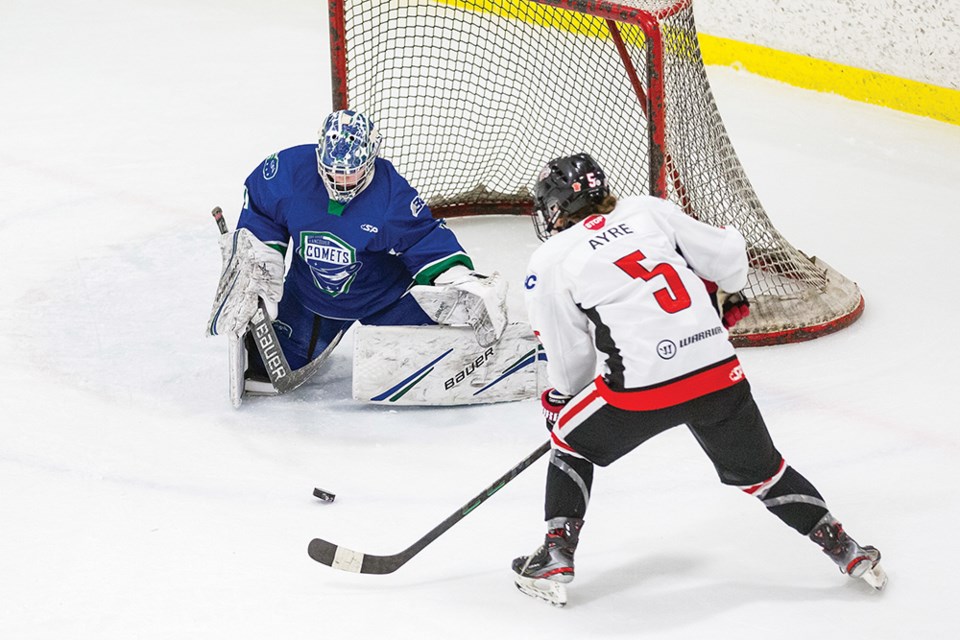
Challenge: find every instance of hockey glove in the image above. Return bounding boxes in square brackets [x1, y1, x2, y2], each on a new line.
[719, 290, 750, 328]
[409, 265, 508, 348]
[701, 278, 721, 317]
[541, 388, 573, 430]
[206, 228, 285, 337]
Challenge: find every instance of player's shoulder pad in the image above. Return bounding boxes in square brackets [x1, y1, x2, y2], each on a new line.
[527, 234, 564, 274]
[616, 194, 685, 233]
[377, 157, 432, 223]
[244, 144, 318, 210]
[616, 194, 672, 216]
[247, 144, 317, 189]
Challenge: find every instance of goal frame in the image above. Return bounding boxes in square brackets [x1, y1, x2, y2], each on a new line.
[325, 0, 864, 345]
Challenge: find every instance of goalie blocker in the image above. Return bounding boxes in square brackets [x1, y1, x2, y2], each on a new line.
[352, 322, 546, 405]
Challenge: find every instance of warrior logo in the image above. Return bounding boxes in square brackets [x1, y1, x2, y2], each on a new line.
[262, 153, 279, 180]
[656, 339, 677, 360]
[300, 231, 362, 296]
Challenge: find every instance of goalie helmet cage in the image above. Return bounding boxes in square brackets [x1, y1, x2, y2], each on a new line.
[327, 0, 864, 346]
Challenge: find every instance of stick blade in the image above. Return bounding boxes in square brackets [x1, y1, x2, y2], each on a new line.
[308, 538, 352, 568]
[307, 538, 405, 575]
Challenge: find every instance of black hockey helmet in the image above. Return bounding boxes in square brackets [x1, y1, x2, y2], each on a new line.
[532, 153, 609, 241]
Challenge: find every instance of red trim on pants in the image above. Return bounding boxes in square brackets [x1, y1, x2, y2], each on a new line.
[597, 358, 744, 412]
[556, 389, 601, 432]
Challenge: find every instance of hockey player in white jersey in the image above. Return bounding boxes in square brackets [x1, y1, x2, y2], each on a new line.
[511, 153, 885, 606]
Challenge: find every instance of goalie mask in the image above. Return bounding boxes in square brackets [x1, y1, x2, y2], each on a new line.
[532, 153, 609, 241]
[317, 109, 382, 204]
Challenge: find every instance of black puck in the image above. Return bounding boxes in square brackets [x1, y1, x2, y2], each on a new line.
[313, 487, 336, 503]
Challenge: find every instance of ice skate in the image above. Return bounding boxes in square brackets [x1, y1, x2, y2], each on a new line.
[809, 514, 887, 590]
[512, 517, 582, 607]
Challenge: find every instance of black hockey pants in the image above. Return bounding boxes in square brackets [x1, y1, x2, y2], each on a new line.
[545, 380, 828, 535]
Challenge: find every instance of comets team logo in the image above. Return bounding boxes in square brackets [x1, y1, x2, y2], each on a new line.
[300, 231, 362, 296]
[262, 153, 279, 180]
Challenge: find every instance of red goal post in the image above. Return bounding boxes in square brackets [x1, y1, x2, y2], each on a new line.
[327, 0, 864, 345]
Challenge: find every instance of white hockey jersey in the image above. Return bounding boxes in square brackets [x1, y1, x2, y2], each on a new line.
[524, 195, 748, 398]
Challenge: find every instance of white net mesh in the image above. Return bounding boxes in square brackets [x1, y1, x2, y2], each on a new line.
[333, 0, 863, 344]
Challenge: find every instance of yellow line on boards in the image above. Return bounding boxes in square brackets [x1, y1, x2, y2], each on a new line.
[433, 0, 608, 37]
[698, 33, 960, 126]
[427, 1, 959, 124]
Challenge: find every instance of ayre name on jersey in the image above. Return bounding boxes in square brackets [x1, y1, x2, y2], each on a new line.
[587, 223, 633, 250]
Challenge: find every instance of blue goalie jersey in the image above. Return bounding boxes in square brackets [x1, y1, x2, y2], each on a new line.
[238, 145, 473, 321]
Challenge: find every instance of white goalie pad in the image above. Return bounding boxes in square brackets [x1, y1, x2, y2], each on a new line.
[228, 331, 246, 408]
[352, 322, 546, 405]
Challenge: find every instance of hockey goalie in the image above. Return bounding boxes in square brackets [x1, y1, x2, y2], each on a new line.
[206, 109, 543, 407]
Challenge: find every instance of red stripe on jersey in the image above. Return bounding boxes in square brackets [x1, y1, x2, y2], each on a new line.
[596, 358, 745, 411]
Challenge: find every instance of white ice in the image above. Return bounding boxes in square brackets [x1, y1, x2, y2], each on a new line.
[2, 1, 959, 638]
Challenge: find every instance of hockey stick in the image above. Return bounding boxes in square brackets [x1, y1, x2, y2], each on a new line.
[307, 440, 552, 574]
[210, 207, 345, 395]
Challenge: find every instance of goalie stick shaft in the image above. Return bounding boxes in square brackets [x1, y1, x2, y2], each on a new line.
[307, 440, 551, 574]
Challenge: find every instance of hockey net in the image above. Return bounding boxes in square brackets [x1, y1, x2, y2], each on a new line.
[328, 0, 864, 345]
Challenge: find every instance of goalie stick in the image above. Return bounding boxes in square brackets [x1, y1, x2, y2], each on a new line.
[210, 207, 345, 399]
[307, 440, 551, 574]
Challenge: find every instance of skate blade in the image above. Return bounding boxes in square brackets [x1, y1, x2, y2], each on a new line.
[861, 563, 887, 591]
[514, 575, 567, 607]
[848, 553, 887, 591]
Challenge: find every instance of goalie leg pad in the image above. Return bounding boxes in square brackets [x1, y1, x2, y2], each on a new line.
[352, 322, 546, 405]
[228, 331, 247, 408]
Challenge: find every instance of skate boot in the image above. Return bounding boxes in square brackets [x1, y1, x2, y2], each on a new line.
[512, 517, 583, 607]
[808, 513, 887, 590]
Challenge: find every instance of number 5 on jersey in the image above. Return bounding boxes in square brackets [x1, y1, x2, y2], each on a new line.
[614, 249, 691, 313]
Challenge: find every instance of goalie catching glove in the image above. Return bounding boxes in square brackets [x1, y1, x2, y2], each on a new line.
[409, 265, 508, 348]
[206, 228, 285, 337]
